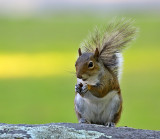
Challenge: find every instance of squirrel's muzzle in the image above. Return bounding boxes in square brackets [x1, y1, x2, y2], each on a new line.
[77, 74, 82, 79]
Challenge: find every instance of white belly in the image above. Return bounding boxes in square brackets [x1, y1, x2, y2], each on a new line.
[75, 90, 120, 124]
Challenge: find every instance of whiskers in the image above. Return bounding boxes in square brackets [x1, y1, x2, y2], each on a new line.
[64, 68, 76, 78]
[67, 70, 76, 75]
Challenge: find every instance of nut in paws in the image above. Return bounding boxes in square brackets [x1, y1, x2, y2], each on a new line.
[75, 83, 88, 95]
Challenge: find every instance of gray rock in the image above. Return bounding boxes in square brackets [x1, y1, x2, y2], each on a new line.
[0, 123, 159, 139]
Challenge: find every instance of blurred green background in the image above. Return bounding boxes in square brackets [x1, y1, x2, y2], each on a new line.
[0, 0, 160, 130]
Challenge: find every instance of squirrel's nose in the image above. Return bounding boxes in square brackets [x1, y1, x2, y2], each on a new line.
[77, 74, 82, 79]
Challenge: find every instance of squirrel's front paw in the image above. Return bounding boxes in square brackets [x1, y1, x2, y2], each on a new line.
[75, 84, 81, 94]
[75, 83, 88, 96]
[81, 84, 88, 94]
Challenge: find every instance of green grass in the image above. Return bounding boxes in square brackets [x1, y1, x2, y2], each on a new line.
[119, 72, 160, 130]
[0, 72, 159, 130]
[0, 15, 160, 52]
[0, 14, 160, 130]
[0, 77, 77, 124]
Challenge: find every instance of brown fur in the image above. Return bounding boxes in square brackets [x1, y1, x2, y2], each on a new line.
[80, 18, 137, 76]
[74, 18, 137, 126]
[87, 65, 121, 98]
[75, 53, 100, 80]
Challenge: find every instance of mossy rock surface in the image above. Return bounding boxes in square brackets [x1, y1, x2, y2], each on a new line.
[0, 123, 159, 139]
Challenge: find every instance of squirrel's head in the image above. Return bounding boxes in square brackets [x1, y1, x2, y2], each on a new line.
[75, 48, 101, 82]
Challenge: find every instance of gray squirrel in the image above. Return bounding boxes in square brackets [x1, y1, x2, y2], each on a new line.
[74, 18, 137, 127]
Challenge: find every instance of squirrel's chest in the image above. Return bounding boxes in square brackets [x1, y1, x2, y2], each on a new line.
[75, 90, 120, 124]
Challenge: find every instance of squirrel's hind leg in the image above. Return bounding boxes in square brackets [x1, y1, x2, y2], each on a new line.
[75, 110, 90, 124]
[104, 92, 122, 127]
[105, 122, 115, 127]
[79, 118, 91, 124]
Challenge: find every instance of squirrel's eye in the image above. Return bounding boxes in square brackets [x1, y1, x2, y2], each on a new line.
[88, 61, 94, 69]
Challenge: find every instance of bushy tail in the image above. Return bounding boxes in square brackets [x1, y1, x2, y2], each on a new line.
[81, 18, 138, 77]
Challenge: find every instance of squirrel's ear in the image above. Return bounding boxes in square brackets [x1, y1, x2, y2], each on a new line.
[94, 48, 99, 60]
[78, 48, 82, 56]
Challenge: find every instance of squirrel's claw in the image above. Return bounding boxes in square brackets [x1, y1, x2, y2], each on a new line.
[81, 84, 88, 94]
[75, 84, 88, 96]
[75, 84, 81, 93]
[105, 122, 115, 127]
[79, 118, 91, 124]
